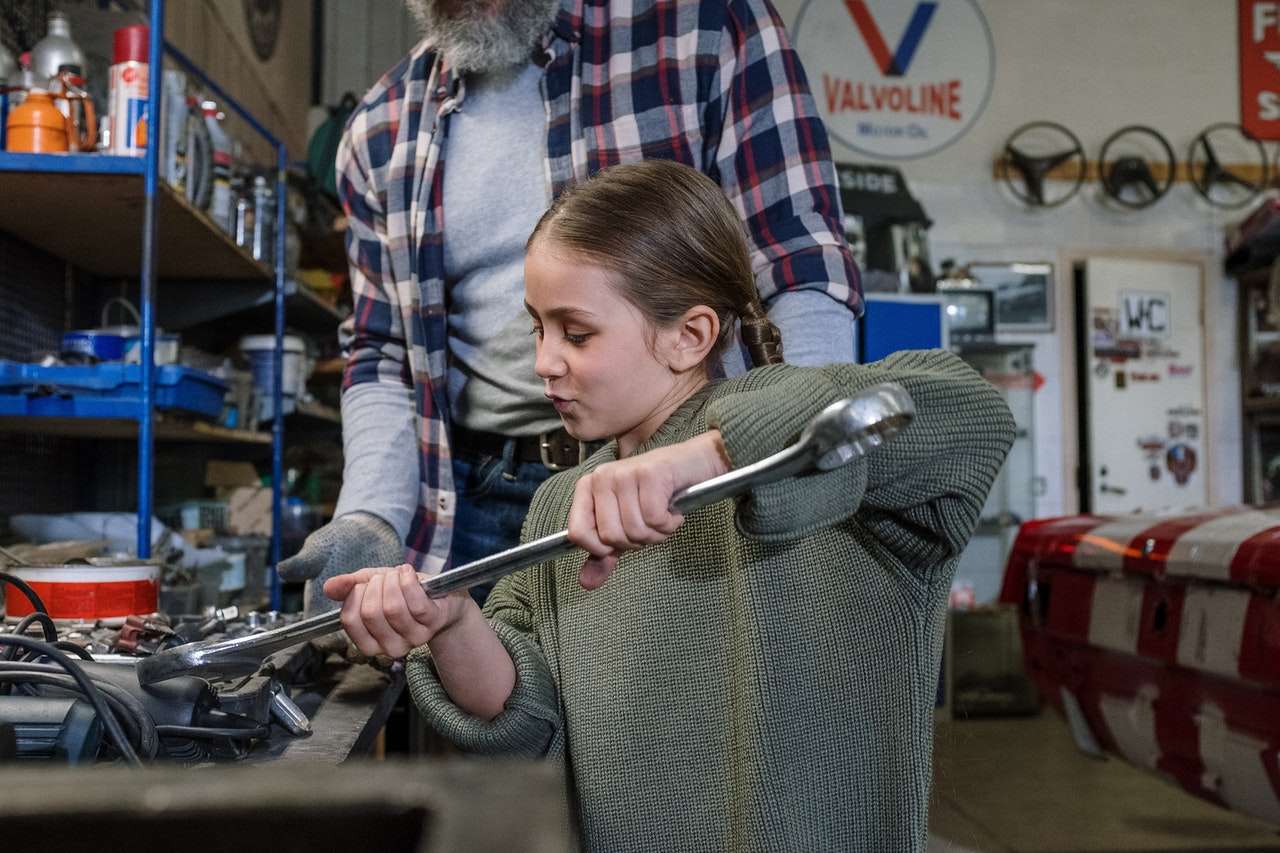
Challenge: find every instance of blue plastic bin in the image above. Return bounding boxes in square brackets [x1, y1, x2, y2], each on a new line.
[0, 363, 228, 420]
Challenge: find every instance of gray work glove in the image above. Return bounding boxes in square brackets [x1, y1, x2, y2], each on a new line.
[277, 511, 405, 617]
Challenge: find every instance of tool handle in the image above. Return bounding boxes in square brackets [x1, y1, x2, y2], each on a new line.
[421, 440, 810, 598]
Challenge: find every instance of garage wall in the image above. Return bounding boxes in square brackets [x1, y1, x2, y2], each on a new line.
[319, 0, 418, 108]
[774, 0, 1247, 516]
[166, 0, 314, 157]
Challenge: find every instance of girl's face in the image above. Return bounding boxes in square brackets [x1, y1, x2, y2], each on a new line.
[524, 243, 708, 456]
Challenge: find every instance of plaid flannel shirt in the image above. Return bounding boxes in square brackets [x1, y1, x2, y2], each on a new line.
[336, 0, 862, 573]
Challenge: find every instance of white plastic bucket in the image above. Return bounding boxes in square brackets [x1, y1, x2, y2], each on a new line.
[239, 334, 308, 421]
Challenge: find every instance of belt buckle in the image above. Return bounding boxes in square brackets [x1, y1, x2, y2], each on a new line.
[539, 431, 587, 471]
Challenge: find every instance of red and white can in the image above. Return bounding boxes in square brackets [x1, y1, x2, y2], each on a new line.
[108, 25, 149, 156]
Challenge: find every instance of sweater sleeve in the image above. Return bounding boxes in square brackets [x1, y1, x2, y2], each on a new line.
[404, 568, 562, 757]
[705, 350, 1015, 569]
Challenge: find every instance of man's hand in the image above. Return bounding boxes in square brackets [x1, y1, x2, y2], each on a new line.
[277, 512, 404, 616]
[568, 430, 730, 590]
[324, 564, 473, 660]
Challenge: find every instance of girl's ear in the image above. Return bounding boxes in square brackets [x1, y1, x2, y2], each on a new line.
[664, 305, 720, 372]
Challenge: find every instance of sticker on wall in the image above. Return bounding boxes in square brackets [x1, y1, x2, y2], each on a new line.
[1166, 444, 1198, 485]
[791, 0, 995, 159]
[1138, 435, 1168, 482]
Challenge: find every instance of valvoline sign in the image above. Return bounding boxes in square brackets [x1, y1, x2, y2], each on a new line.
[792, 0, 995, 159]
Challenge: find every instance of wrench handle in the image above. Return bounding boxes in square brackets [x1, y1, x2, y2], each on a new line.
[421, 439, 810, 597]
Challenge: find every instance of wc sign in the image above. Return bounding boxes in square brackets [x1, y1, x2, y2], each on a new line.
[1240, 0, 1280, 138]
[791, 0, 994, 159]
[1121, 291, 1171, 338]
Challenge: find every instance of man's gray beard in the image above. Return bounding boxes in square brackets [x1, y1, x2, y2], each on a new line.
[405, 0, 560, 74]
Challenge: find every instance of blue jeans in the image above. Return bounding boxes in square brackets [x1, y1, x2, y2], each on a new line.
[451, 441, 554, 606]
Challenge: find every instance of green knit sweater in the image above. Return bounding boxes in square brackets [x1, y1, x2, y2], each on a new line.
[407, 350, 1014, 852]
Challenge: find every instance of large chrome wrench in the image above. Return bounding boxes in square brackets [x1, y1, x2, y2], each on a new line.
[136, 382, 914, 686]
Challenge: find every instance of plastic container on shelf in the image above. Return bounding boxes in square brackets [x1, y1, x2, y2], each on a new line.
[0, 362, 228, 420]
[239, 334, 309, 421]
[62, 298, 180, 365]
[213, 534, 269, 605]
[158, 499, 228, 532]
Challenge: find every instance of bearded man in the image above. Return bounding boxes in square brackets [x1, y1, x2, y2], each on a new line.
[279, 0, 863, 610]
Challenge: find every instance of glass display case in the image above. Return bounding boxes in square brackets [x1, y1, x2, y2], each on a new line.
[950, 342, 1037, 603]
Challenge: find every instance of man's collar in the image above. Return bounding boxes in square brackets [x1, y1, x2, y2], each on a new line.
[551, 0, 583, 43]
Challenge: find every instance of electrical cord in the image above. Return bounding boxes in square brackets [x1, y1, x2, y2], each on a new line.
[0, 670, 159, 760]
[0, 637, 142, 766]
[0, 661, 159, 757]
[12, 611, 59, 644]
[0, 573, 49, 663]
[0, 572, 47, 613]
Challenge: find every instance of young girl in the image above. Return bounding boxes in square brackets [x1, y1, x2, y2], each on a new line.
[326, 160, 1014, 852]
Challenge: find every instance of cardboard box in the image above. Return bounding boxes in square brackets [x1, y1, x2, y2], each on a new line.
[226, 486, 272, 536]
[206, 460, 260, 491]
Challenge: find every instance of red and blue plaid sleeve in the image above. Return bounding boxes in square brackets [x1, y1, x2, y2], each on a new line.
[337, 100, 414, 391]
[709, 0, 863, 317]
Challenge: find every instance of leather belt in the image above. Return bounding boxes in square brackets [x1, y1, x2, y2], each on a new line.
[452, 425, 600, 471]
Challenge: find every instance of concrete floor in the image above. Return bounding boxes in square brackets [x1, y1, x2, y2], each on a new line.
[927, 713, 1280, 853]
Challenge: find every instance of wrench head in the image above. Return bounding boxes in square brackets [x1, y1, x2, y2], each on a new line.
[803, 382, 914, 471]
[135, 636, 263, 685]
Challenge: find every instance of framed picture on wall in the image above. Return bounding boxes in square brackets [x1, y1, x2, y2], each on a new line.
[966, 262, 1055, 332]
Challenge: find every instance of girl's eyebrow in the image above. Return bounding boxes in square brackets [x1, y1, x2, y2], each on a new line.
[523, 301, 598, 320]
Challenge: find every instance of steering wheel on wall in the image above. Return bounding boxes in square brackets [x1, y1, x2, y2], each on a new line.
[1098, 125, 1176, 210]
[998, 122, 1087, 208]
[1186, 123, 1269, 209]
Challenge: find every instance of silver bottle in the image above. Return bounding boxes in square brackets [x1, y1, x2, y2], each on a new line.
[31, 11, 85, 83]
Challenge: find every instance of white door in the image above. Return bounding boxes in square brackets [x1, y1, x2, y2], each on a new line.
[1082, 257, 1208, 513]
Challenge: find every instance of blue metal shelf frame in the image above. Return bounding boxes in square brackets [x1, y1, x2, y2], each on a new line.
[0, 0, 288, 609]
[0, 153, 145, 174]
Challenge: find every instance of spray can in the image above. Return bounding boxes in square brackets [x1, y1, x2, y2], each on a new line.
[234, 176, 253, 249]
[251, 175, 274, 262]
[109, 25, 149, 156]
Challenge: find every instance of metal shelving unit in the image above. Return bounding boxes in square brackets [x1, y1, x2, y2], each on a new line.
[0, 0, 290, 607]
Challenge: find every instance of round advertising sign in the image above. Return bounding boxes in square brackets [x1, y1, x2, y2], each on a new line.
[792, 0, 995, 160]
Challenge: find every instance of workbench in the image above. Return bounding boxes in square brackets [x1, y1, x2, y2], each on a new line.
[245, 659, 405, 763]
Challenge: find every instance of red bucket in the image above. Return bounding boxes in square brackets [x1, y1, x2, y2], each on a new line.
[4, 562, 160, 625]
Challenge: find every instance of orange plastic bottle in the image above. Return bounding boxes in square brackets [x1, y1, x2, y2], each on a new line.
[5, 89, 71, 152]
